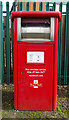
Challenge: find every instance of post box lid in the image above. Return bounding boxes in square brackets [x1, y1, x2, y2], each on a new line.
[11, 11, 61, 22]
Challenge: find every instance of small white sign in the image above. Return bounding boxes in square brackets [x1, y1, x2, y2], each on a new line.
[27, 51, 44, 63]
[33, 80, 38, 88]
[34, 86, 38, 88]
[34, 80, 38, 84]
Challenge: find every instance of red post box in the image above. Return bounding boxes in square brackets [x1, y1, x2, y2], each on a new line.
[11, 11, 61, 111]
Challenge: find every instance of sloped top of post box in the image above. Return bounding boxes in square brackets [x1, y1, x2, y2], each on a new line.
[11, 11, 61, 22]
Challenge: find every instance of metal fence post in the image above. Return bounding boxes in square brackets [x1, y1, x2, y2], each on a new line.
[12, 2, 16, 84]
[20, 2, 23, 11]
[26, 2, 29, 11]
[58, 2, 62, 85]
[64, 2, 69, 85]
[39, 2, 42, 11]
[6, 2, 10, 84]
[0, 1, 3, 84]
[13, 2, 16, 11]
[46, 2, 49, 11]
[53, 2, 56, 11]
[33, 2, 36, 11]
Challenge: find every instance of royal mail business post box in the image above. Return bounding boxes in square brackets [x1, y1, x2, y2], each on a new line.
[11, 11, 61, 111]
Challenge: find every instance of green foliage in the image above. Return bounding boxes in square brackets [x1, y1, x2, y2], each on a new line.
[57, 101, 61, 112]
[57, 101, 61, 105]
[17, 111, 43, 118]
[57, 106, 61, 112]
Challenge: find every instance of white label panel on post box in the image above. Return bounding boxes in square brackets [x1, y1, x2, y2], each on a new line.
[27, 51, 44, 63]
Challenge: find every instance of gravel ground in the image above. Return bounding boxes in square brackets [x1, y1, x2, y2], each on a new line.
[2, 84, 69, 119]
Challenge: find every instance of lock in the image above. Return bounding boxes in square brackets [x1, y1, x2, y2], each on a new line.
[21, 72, 23, 74]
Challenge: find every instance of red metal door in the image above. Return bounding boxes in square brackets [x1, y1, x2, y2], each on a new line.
[17, 44, 54, 110]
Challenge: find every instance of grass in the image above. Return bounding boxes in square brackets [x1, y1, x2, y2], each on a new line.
[2, 84, 69, 119]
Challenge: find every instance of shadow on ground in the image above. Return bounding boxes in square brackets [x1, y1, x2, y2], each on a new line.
[2, 91, 14, 110]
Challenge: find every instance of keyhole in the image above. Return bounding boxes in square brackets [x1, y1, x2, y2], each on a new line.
[21, 72, 23, 74]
